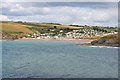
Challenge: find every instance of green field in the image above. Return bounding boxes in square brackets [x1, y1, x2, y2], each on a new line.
[1, 22, 34, 34]
[1, 21, 119, 40]
[1, 21, 83, 33]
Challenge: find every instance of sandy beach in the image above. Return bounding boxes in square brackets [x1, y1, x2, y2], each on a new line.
[18, 38, 94, 42]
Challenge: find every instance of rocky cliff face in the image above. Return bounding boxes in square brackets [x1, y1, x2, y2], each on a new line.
[2, 32, 19, 40]
[91, 33, 120, 47]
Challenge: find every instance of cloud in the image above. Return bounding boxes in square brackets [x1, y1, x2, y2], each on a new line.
[1, 2, 118, 27]
[0, 15, 11, 21]
[2, 2, 117, 9]
[8, 14, 74, 24]
[72, 8, 118, 26]
[1, 0, 119, 2]
[1, 3, 53, 16]
[1, 2, 118, 16]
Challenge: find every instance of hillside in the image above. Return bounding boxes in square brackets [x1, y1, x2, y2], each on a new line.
[2, 22, 34, 33]
[1, 22, 34, 40]
[1, 21, 119, 41]
[1, 21, 83, 40]
[81, 33, 120, 47]
[17, 22, 82, 29]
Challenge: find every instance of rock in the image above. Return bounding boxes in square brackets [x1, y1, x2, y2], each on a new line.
[91, 39, 106, 45]
[91, 40, 98, 45]
[97, 39, 106, 44]
[104, 41, 112, 44]
[112, 44, 120, 47]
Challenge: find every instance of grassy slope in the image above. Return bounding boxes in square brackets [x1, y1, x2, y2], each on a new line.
[100, 33, 120, 44]
[91, 33, 120, 47]
[80, 33, 120, 47]
[1, 22, 83, 39]
[1, 22, 33, 34]
[17, 22, 82, 29]
[39, 23, 82, 29]
[1, 22, 83, 34]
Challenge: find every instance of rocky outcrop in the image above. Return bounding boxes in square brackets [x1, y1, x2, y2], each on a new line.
[80, 33, 120, 47]
[90, 34, 120, 47]
[2, 32, 20, 40]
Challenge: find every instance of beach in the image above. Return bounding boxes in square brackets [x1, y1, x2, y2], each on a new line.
[18, 38, 94, 42]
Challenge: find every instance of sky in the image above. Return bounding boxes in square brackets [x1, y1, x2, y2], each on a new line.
[0, 2, 119, 27]
[1, 0, 120, 2]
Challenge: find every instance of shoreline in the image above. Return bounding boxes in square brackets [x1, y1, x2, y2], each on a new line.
[17, 38, 94, 42]
[2, 38, 119, 48]
[79, 43, 119, 48]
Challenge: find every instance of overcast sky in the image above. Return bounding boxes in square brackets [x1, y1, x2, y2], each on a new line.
[0, 2, 118, 27]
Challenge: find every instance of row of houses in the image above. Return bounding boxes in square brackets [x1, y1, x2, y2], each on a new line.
[25, 28, 116, 39]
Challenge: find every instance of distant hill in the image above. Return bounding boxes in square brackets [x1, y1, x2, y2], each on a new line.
[1, 21, 83, 39]
[16, 22, 82, 29]
[1, 21, 119, 41]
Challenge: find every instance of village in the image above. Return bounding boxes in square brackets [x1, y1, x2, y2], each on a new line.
[24, 28, 118, 40]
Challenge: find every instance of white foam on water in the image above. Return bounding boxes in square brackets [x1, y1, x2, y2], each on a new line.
[89, 46, 119, 49]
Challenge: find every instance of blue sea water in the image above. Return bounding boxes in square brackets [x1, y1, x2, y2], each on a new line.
[2, 40, 118, 78]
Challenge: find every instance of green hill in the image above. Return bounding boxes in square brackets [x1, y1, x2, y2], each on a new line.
[2, 22, 34, 34]
[1, 21, 83, 40]
[16, 22, 82, 29]
[1, 22, 34, 40]
[1, 21, 119, 41]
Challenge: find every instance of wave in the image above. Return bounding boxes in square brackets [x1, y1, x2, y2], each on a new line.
[88, 46, 119, 49]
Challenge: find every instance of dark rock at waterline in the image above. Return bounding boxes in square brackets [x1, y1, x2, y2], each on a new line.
[104, 41, 112, 44]
[112, 44, 120, 47]
[81, 33, 120, 47]
[2, 32, 21, 40]
[90, 39, 120, 47]
[91, 39, 107, 45]
[91, 40, 98, 45]
[97, 39, 106, 44]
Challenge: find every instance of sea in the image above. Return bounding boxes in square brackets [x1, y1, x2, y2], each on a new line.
[1, 40, 118, 78]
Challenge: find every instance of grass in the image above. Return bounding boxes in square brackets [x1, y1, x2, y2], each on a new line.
[17, 22, 82, 29]
[1, 22, 33, 34]
[100, 33, 120, 44]
[86, 36, 101, 40]
[1, 21, 119, 40]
